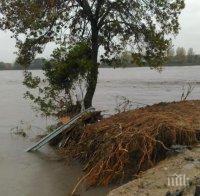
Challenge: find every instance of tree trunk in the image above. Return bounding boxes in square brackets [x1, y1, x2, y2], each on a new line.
[84, 24, 99, 108]
[84, 65, 98, 108]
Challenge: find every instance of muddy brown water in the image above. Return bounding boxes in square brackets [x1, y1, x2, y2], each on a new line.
[0, 131, 111, 196]
[0, 70, 112, 196]
[1, 66, 200, 195]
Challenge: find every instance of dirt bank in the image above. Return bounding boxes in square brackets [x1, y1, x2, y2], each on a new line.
[60, 100, 200, 189]
[108, 145, 200, 196]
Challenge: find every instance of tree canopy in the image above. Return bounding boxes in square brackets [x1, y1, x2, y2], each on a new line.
[0, 0, 185, 108]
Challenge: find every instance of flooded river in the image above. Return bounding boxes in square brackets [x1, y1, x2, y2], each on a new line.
[0, 66, 200, 195]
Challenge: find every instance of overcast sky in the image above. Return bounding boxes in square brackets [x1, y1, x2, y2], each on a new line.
[0, 0, 199, 63]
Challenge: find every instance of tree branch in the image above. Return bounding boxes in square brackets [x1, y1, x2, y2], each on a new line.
[76, 0, 94, 22]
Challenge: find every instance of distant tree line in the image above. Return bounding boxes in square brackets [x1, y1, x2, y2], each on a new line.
[1, 48, 199, 70]
[166, 47, 200, 66]
[100, 51, 138, 68]
[0, 58, 45, 70]
[13, 58, 46, 70]
[0, 62, 12, 70]
[101, 47, 200, 68]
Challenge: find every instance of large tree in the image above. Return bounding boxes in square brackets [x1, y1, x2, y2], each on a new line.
[0, 0, 185, 108]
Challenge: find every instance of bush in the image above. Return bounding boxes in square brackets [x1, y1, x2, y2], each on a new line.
[23, 42, 93, 118]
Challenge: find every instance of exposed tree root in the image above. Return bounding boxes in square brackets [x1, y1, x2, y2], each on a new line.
[60, 100, 200, 188]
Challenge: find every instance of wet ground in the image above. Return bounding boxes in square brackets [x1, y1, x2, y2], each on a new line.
[109, 146, 200, 196]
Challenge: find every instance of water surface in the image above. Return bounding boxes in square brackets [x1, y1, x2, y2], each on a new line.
[95, 66, 200, 112]
[0, 66, 200, 195]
